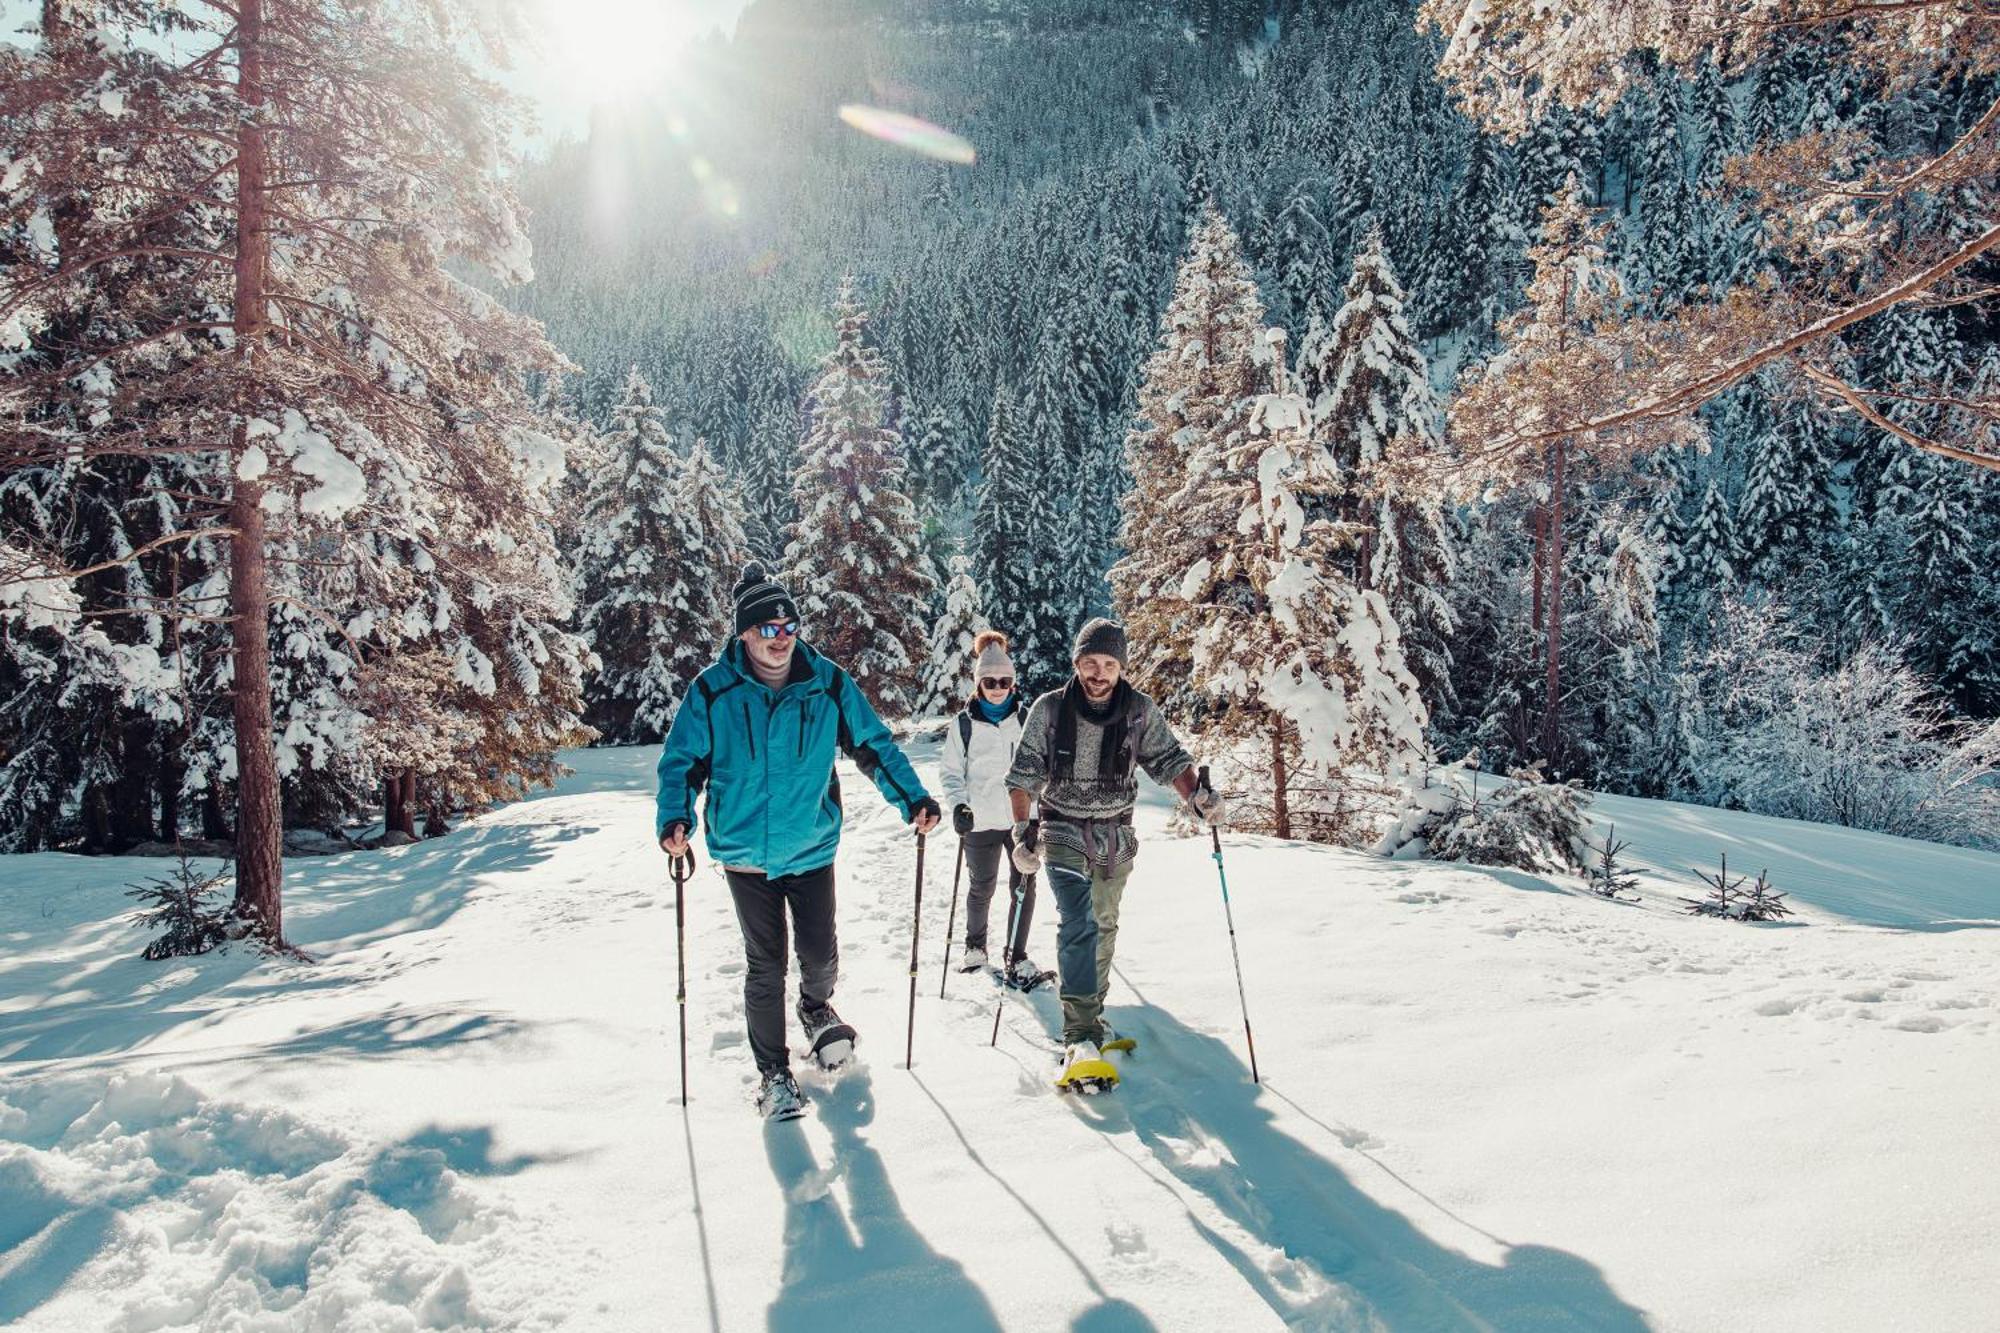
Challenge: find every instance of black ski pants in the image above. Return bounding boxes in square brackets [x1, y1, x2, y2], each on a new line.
[725, 862, 837, 1075]
[962, 828, 1035, 961]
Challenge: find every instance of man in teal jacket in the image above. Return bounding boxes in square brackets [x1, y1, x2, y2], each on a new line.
[657, 563, 939, 1119]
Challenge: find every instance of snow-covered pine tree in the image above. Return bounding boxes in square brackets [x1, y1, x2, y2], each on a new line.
[1676, 478, 1743, 624]
[1181, 334, 1430, 843]
[1, 0, 579, 944]
[1421, 0, 2000, 475]
[781, 280, 935, 716]
[1736, 371, 1838, 591]
[576, 381, 747, 746]
[741, 393, 802, 563]
[972, 385, 1052, 687]
[1110, 203, 1267, 718]
[1019, 312, 1093, 670]
[1271, 181, 1334, 336]
[1635, 76, 1696, 308]
[0, 454, 199, 851]
[1418, 126, 1517, 341]
[1556, 498, 1664, 790]
[1297, 224, 1458, 719]
[918, 555, 988, 719]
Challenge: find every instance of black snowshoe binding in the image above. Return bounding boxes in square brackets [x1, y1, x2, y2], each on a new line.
[757, 1069, 809, 1121]
[797, 998, 857, 1072]
[1001, 955, 1056, 992]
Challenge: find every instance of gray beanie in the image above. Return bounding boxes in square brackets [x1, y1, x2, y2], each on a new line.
[974, 635, 1014, 679]
[1072, 617, 1127, 666]
[732, 562, 798, 635]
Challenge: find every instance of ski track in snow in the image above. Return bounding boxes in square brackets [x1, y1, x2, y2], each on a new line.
[1, 740, 1996, 1330]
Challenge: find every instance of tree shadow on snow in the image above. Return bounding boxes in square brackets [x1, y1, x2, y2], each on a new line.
[763, 1070, 1003, 1332]
[0, 821, 585, 1066]
[0, 1205, 120, 1323]
[1063, 991, 1656, 1331]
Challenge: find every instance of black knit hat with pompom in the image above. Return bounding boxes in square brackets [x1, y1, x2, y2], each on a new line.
[732, 562, 798, 635]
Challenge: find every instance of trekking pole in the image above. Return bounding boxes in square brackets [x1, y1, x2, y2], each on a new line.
[989, 873, 1026, 1047]
[938, 836, 966, 998]
[1199, 766, 1260, 1084]
[672, 845, 697, 1107]
[905, 828, 927, 1070]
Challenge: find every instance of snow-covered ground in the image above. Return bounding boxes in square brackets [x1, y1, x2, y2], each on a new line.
[3, 742, 1996, 1331]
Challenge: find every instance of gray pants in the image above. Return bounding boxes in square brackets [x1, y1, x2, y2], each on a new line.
[962, 828, 1036, 960]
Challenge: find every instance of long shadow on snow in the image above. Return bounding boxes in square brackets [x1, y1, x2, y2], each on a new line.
[909, 1073, 1159, 1333]
[0, 821, 585, 1065]
[1068, 997, 1655, 1331]
[763, 1070, 1003, 1332]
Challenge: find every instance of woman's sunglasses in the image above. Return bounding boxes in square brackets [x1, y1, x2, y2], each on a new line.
[979, 676, 1014, 690]
[754, 619, 802, 640]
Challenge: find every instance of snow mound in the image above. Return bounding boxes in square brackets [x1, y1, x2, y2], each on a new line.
[0, 1071, 546, 1330]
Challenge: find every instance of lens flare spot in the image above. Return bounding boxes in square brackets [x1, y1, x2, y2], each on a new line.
[836, 105, 976, 166]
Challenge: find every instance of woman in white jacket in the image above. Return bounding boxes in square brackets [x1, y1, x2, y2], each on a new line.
[939, 630, 1047, 988]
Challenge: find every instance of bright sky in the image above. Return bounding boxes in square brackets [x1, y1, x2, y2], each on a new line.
[513, 0, 752, 139]
[0, 0, 750, 140]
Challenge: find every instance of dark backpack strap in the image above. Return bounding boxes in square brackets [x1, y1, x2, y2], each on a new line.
[958, 711, 973, 750]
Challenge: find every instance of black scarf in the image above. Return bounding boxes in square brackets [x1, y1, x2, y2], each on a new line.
[1052, 678, 1135, 782]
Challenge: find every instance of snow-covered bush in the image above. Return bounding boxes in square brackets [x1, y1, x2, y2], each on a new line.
[1374, 756, 1593, 873]
[1672, 603, 2000, 849]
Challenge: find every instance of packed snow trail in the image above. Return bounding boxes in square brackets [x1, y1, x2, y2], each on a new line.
[2, 741, 1996, 1329]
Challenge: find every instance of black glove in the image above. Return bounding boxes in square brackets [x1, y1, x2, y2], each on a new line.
[952, 804, 974, 836]
[912, 796, 942, 825]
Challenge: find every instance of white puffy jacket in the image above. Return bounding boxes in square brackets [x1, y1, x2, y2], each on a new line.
[938, 702, 1025, 832]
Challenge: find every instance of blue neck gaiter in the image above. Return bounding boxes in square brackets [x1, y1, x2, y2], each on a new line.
[973, 693, 1017, 724]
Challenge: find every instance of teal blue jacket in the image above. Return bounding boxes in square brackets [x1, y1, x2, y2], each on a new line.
[654, 641, 930, 877]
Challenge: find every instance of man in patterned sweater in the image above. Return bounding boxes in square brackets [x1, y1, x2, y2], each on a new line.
[1005, 617, 1226, 1075]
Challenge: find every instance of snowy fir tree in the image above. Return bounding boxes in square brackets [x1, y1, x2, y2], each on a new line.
[1297, 225, 1458, 719]
[781, 280, 935, 716]
[972, 386, 1061, 690]
[1189, 357, 1430, 842]
[1674, 479, 1743, 625]
[1111, 203, 1268, 719]
[1735, 373, 1838, 592]
[917, 555, 988, 719]
[575, 372, 748, 745]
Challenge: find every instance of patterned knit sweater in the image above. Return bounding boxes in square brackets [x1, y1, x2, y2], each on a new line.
[1006, 683, 1192, 858]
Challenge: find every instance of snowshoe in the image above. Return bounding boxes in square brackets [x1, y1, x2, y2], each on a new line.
[1101, 1035, 1137, 1056]
[1001, 957, 1056, 992]
[1055, 1041, 1119, 1095]
[757, 1070, 809, 1121]
[958, 944, 988, 974]
[798, 999, 857, 1072]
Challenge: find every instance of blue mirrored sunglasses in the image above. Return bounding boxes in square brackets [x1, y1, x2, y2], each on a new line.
[754, 619, 802, 640]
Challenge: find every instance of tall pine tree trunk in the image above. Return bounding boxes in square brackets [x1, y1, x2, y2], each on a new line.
[1542, 440, 1566, 772]
[228, 0, 284, 942]
[1530, 502, 1545, 631]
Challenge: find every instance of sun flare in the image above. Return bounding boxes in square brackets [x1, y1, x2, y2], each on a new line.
[532, 0, 698, 102]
